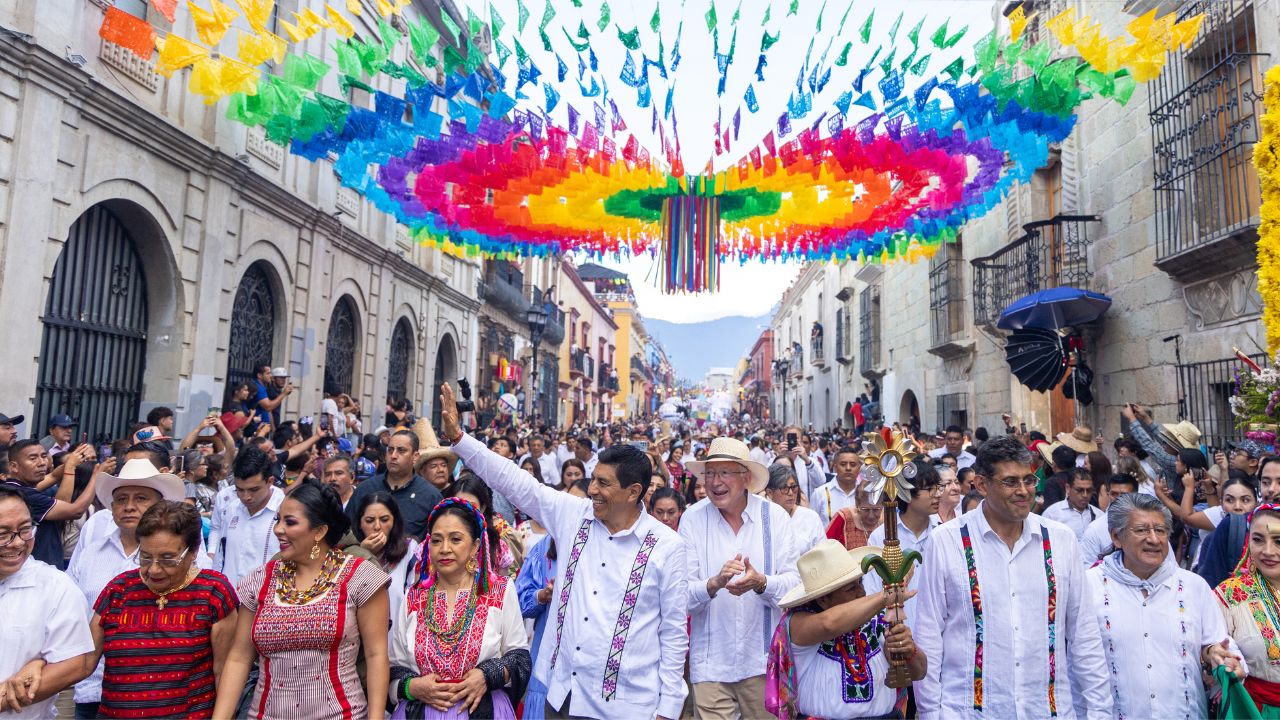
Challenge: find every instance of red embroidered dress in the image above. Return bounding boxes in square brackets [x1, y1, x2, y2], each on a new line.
[94, 569, 238, 719]
[238, 556, 389, 720]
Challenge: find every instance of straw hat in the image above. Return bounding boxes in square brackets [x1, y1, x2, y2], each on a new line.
[1055, 426, 1099, 454]
[412, 417, 458, 469]
[780, 541, 884, 609]
[95, 458, 185, 508]
[1035, 440, 1062, 467]
[1159, 421, 1203, 451]
[685, 437, 770, 493]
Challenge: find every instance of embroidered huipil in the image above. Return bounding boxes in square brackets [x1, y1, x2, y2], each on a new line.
[914, 506, 1112, 720]
[681, 493, 801, 684]
[1085, 564, 1241, 719]
[453, 434, 689, 719]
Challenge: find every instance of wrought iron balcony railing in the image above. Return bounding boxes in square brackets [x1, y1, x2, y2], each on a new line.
[971, 214, 1100, 329]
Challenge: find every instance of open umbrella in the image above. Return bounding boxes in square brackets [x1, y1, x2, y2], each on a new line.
[1005, 328, 1068, 392]
[997, 286, 1113, 331]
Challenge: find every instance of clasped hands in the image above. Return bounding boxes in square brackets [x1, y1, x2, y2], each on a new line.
[408, 670, 488, 713]
[708, 553, 766, 597]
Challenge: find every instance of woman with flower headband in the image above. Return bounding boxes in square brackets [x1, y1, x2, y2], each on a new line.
[388, 497, 531, 719]
[212, 480, 391, 720]
[1216, 502, 1280, 714]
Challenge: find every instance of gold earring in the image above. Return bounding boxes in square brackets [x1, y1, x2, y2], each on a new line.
[465, 557, 477, 574]
[310, 541, 321, 560]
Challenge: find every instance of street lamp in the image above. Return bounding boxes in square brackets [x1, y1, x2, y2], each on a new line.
[526, 302, 549, 421]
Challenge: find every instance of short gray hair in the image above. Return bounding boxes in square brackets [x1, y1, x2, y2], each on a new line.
[1106, 492, 1171, 537]
[767, 463, 797, 491]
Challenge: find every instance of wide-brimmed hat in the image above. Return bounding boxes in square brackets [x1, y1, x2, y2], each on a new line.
[1035, 440, 1061, 466]
[95, 458, 184, 507]
[1056, 426, 1098, 454]
[1159, 421, 1202, 451]
[780, 541, 883, 609]
[685, 437, 770, 493]
[270, 367, 289, 378]
[412, 417, 458, 469]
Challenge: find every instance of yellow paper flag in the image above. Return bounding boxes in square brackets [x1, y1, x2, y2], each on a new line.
[187, 0, 239, 46]
[326, 4, 354, 39]
[188, 57, 225, 102]
[220, 57, 259, 95]
[234, 0, 274, 33]
[1008, 4, 1027, 43]
[278, 17, 304, 43]
[375, 0, 395, 17]
[155, 33, 210, 77]
[297, 6, 329, 31]
[346, 0, 362, 15]
[236, 29, 273, 65]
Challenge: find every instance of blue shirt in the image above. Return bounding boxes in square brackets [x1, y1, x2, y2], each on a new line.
[253, 381, 271, 425]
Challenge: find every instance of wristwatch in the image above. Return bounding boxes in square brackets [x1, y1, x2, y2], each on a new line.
[754, 577, 767, 595]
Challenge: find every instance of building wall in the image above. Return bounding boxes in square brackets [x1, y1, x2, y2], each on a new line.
[557, 261, 617, 427]
[0, 1, 481, 441]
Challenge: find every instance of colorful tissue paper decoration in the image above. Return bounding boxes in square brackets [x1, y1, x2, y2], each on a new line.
[98, 1, 1203, 294]
[1257, 66, 1280, 355]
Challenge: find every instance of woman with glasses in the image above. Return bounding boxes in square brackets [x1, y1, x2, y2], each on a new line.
[766, 464, 825, 552]
[85, 501, 238, 718]
[935, 463, 963, 523]
[823, 489, 883, 551]
[1085, 493, 1242, 719]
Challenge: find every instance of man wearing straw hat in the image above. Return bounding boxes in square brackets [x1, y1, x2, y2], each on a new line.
[681, 436, 801, 720]
[765, 540, 926, 719]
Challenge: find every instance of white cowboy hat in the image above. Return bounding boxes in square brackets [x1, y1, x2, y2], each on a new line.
[1055, 426, 1099, 454]
[780, 540, 884, 609]
[685, 437, 770, 493]
[412, 417, 458, 469]
[95, 458, 185, 507]
[1159, 420, 1203, 451]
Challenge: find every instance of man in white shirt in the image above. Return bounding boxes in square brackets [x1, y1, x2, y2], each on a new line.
[0, 485, 95, 717]
[1079, 474, 1141, 568]
[520, 434, 562, 488]
[865, 459, 940, 628]
[681, 437, 801, 720]
[440, 384, 688, 720]
[572, 436, 599, 478]
[928, 425, 976, 469]
[747, 436, 768, 466]
[813, 446, 863, 529]
[915, 436, 1111, 719]
[211, 445, 283, 585]
[1042, 469, 1102, 541]
[320, 382, 347, 438]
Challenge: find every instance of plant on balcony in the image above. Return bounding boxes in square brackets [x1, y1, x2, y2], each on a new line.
[1258, 66, 1280, 354]
[1229, 351, 1280, 444]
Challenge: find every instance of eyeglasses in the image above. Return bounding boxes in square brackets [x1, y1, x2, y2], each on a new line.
[1123, 525, 1170, 539]
[0, 525, 37, 547]
[137, 548, 190, 568]
[776, 484, 801, 493]
[926, 485, 945, 495]
[993, 476, 1039, 490]
[704, 469, 748, 481]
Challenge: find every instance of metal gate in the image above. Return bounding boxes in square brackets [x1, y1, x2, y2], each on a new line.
[226, 261, 277, 392]
[34, 205, 149, 442]
[325, 296, 358, 394]
[387, 318, 413, 404]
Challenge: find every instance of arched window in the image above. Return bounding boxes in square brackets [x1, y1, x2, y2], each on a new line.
[325, 296, 359, 394]
[226, 261, 278, 392]
[387, 317, 414, 404]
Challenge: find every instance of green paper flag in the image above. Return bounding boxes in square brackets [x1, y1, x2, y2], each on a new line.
[835, 42, 852, 66]
[1022, 41, 1051, 73]
[517, 0, 529, 32]
[760, 30, 779, 52]
[409, 18, 440, 64]
[879, 46, 896, 75]
[466, 6, 483, 36]
[787, 0, 798, 16]
[887, 12, 902, 42]
[650, 6, 661, 33]
[731, 0, 741, 24]
[597, 2, 610, 32]
[941, 56, 964, 81]
[379, 18, 402, 49]
[490, 6, 505, 37]
[705, 4, 717, 32]
[439, 10, 461, 44]
[910, 53, 931, 76]
[815, 0, 826, 32]
[763, 6, 771, 24]
[539, 27, 552, 51]
[571, 0, 582, 6]
[333, 40, 360, 77]
[539, 0, 555, 32]
[577, 21, 590, 39]
[515, 39, 529, 65]
[617, 25, 640, 50]
[907, 18, 924, 47]
[859, 10, 874, 43]
[943, 25, 968, 49]
[563, 27, 588, 51]
[494, 39, 511, 66]
[930, 20, 948, 48]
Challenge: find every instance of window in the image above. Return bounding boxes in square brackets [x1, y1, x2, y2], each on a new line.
[1177, 353, 1265, 450]
[835, 307, 853, 363]
[936, 393, 968, 434]
[1149, 0, 1266, 264]
[115, 0, 148, 19]
[929, 241, 965, 346]
[859, 286, 881, 376]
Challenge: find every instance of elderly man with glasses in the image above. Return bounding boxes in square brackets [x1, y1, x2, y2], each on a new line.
[915, 435, 1112, 719]
[680, 437, 801, 720]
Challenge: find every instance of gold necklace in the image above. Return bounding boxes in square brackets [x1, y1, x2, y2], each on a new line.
[152, 568, 199, 610]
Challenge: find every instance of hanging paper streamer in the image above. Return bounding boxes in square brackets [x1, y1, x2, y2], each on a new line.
[660, 191, 721, 294]
[99, 6, 156, 59]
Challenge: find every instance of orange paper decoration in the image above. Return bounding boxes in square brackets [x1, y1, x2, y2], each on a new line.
[150, 0, 178, 23]
[99, 6, 156, 60]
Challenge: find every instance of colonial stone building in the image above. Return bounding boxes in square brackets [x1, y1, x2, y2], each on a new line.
[773, 0, 1277, 448]
[0, 0, 481, 442]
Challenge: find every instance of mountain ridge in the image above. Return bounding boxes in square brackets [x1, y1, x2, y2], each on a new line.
[645, 314, 771, 381]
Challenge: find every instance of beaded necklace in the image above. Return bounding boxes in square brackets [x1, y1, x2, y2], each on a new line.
[426, 582, 479, 644]
[1099, 573, 1191, 719]
[274, 549, 346, 605]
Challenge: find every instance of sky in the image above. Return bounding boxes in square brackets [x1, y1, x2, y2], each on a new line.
[459, 0, 997, 322]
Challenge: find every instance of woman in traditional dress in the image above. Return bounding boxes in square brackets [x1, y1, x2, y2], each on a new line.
[390, 497, 531, 719]
[447, 474, 524, 577]
[665, 444, 692, 493]
[1218, 502, 1280, 714]
[212, 481, 390, 720]
[86, 501, 238, 718]
[353, 491, 418, 625]
[766, 539, 925, 719]
[823, 487, 883, 550]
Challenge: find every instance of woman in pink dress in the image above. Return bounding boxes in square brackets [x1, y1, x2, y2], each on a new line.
[213, 481, 390, 719]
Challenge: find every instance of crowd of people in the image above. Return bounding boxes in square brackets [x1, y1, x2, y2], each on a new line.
[1, 380, 1278, 719]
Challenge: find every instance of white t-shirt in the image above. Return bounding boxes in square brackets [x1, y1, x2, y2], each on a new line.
[321, 397, 347, 437]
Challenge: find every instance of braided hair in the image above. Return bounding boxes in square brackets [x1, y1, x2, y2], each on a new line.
[410, 497, 494, 600]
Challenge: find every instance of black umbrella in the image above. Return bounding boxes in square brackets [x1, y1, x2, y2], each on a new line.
[1005, 328, 1068, 392]
[1063, 360, 1095, 406]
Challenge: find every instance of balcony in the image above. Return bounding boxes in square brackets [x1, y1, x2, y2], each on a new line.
[598, 364, 620, 392]
[478, 262, 527, 320]
[570, 348, 595, 383]
[971, 214, 1101, 330]
[810, 325, 825, 367]
[835, 307, 853, 365]
[928, 257, 974, 359]
[1148, 0, 1267, 280]
[859, 286, 882, 378]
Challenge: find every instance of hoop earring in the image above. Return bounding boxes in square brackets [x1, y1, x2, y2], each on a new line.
[465, 557, 477, 575]
[310, 541, 321, 560]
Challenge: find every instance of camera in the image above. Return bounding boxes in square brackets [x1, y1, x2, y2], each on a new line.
[455, 378, 475, 413]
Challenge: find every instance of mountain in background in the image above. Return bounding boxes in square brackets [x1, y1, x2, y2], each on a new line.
[645, 313, 772, 381]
